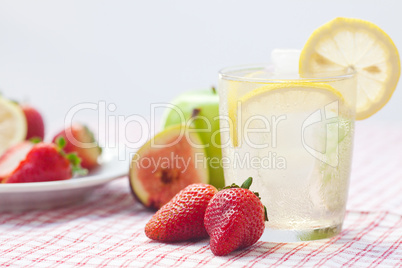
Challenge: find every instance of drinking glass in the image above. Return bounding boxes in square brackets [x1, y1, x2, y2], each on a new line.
[218, 64, 356, 242]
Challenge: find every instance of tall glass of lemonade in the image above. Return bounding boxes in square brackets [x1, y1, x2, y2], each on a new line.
[218, 65, 356, 242]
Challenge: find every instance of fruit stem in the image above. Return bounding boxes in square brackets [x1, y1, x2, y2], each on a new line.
[211, 86, 217, 94]
[191, 108, 201, 118]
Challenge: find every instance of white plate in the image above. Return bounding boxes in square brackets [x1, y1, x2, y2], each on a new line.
[0, 148, 129, 211]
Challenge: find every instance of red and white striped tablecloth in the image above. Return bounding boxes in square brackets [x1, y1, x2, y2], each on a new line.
[0, 122, 401, 267]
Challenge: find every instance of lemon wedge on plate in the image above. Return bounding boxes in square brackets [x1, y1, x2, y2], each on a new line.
[299, 17, 400, 120]
[0, 96, 27, 156]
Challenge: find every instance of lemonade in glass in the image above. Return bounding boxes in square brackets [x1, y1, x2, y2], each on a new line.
[218, 64, 356, 241]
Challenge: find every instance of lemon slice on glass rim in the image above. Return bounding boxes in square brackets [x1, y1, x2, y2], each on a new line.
[0, 96, 27, 155]
[299, 17, 400, 120]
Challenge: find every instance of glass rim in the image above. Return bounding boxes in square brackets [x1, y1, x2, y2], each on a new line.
[219, 63, 356, 83]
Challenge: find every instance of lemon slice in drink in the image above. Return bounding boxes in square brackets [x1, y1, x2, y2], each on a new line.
[299, 17, 400, 120]
[228, 82, 346, 147]
[0, 96, 27, 155]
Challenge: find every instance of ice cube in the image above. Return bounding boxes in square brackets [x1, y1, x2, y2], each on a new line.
[271, 49, 301, 74]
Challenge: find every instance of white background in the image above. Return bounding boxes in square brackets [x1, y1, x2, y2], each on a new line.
[0, 0, 401, 135]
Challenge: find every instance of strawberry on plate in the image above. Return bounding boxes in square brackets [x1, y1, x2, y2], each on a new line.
[21, 105, 45, 141]
[145, 183, 218, 242]
[0, 138, 85, 183]
[204, 177, 268, 256]
[52, 124, 102, 170]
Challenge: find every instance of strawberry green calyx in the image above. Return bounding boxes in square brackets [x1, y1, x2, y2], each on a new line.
[263, 206, 268, 222]
[55, 136, 67, 150]
[66, 152, 88, 176]
[221, 176, 253, 190]
[55, 136, 88, 176]
[29, 137, 42, 144]
[222, 177, 268, 222]
[241, 176, 253, 189]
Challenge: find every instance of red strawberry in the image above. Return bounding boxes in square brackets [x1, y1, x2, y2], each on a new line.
[204, 177, 268, 256]
[0, 138, 84, 183]
[0, 141, 34, 180]
[145, 183, 218, 242]
[21, 105, 45, 140]
[52, 124, 101, 170]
